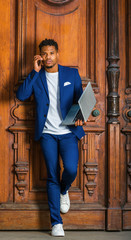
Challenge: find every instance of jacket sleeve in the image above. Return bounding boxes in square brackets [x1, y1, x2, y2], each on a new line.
[16, 69, 39, 101]
[74, 69, 83, 104]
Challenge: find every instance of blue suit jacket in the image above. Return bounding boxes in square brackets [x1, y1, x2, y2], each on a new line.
[16, 65, 85, 141]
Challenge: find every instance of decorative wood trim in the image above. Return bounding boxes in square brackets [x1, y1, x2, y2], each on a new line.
[121, 128, 131, 204]
[107, 124, 122, 230]
[82, 131, 104, 202]
[107, 0, 120, 123]
[123, 210, 131, 230]
[35, 0, 79, 16]
[88, 0, 96, 82]
[127, 162, 131, 189]
[125, 0, 131, 94]
[0, 202, 106, 210]
[11, 131, 30, 202]
[16, 0, 27, 83]
[121, 52, 131, 210]
[84, 162, 98, 196]
[10, 98, 35, 122]
[0, 208, 105, 230]
[122, 98, 131, 122]
[15, 161, 29, 196]
[106, 0, 122, 230]
[44, 0, 73, 5]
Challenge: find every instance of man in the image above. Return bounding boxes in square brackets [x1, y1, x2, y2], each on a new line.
[16, 39, 85, 236]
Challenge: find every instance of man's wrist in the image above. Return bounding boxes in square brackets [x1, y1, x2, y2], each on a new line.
[34, 68, 40, 73]
[30, 69, 39, 79]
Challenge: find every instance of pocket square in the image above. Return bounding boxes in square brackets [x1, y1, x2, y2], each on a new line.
[64, 82, 71, 86]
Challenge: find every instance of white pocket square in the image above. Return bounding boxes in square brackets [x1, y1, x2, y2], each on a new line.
[64, 81, 71, 86]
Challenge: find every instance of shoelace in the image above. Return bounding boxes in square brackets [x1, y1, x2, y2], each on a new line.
[53, 224, 63, 231]
[61, 193, 68, 204]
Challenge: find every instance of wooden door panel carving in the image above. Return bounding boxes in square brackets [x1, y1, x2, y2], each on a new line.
[0, 0, 131, 231]
[120, 0, 131, 229]
[16, 0, 86, 78]
[7, 0, 107, 229]
[7, 0, 131, 230]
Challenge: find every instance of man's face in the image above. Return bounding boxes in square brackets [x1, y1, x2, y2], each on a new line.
[40, 45, 59, 69]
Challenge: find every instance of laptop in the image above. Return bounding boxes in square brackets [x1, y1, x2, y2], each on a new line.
[62, 82, 96, 125]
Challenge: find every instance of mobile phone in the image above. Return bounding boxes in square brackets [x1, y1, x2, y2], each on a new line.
[38, 60, 41, 66]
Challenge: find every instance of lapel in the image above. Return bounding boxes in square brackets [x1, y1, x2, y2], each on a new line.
[58, 64, 65, 105]
[39, 65, 65, 103]
[39, 68, 49, 99]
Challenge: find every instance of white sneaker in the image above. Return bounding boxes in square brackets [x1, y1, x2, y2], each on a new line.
[60, 191, 70, 214]
[51, 223, 65, 237]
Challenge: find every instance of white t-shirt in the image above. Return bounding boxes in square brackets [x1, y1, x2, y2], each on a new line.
[42, 71, 71, 135]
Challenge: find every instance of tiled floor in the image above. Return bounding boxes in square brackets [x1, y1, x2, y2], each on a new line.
[0, 231, 130, 240]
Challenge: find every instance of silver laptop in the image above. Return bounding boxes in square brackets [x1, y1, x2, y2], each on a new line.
[62, 82, 96, 125]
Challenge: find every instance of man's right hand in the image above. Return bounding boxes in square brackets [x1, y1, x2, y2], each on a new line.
[75, 119, 87, 126]
[33, 55, 44, 72]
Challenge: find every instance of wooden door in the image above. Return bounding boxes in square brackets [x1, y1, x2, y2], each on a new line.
[0, 0, 130, 230]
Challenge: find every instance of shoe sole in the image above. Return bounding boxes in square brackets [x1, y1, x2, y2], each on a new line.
[51, 233, 65, 237]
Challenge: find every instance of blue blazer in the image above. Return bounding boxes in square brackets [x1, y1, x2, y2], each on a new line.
[16, 65, 85, 141]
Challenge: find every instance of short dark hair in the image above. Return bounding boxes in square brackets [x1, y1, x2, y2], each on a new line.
[39, 38, 58, 51]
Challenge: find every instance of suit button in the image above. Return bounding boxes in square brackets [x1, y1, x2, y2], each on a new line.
[44, 114, 46, 117]
[46, 103, 49, 106]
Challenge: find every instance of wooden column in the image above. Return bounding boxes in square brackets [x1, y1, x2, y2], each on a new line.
[107, 0, 122, 230]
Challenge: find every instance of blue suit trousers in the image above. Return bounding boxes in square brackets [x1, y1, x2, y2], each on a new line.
[40, 133, 79, 226]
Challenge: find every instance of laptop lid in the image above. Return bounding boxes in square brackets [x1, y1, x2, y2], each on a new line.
[78, 82, 96, 121]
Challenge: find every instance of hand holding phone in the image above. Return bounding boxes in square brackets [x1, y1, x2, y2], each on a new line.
[33, 55, 43, 72]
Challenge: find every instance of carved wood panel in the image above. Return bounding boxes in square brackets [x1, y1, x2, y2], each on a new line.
[119, 0, 131, 230]
[8, 0, 107, 229]
[0, 0, 130, 231]
[126, 0, 131, 94]
[10, 0, 106, 202]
